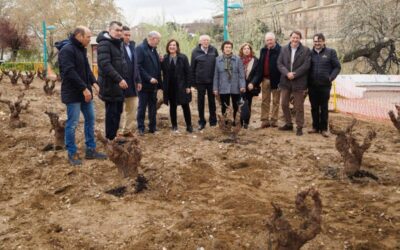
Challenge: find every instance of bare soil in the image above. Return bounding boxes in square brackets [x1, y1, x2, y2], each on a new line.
[0, 79, 399, 249]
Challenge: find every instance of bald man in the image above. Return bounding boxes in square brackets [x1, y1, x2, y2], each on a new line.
[57, 26, 106, 166]
[191, 34, 219, 130]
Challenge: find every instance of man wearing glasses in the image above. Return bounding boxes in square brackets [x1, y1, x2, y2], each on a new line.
[308, 33, 341, 137]
[97, 21, 128, 140]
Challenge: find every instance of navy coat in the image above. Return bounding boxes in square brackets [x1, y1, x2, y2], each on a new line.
[252, 43, 282, 89]
[122, 41, 141, 97]
[308, 47, 341, 88]
[135, 39, 162, 92]
[57, 36, 97, 104]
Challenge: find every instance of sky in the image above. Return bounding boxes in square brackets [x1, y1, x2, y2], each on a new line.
[115, 0, 219, 26]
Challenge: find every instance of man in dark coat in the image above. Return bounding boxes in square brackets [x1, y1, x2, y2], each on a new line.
[277, 30, 311, 136]
[190, 34, 219, 130]
[135, 31, 162, 135]
[97, 21, 128, 140]
[308, 33, 341, 137]
[57, 26, 106, 166]
[120, 26, 141, 137]
[251, 32, 282, 128]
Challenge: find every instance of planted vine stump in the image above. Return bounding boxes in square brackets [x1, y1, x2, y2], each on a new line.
[388, 105, 400, 133]
[0, 92, 30, 128]
[96, 131, 142, 178]
[218, 105, 242, 142]
[44, 111, 65, 150]
[329, 119, 378, 180]
[21, 71, 35, 89]
[267, 187, 322, 250]
[43, 78, 56, 95]
[2, 69, 21, 85]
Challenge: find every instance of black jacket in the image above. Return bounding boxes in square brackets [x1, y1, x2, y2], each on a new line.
[252, 43, 282, 89]
[161, 53, 192, 105]
[136, 39, 162, 92]
[122, 41, 141, 97]
[308, 47, 341, 87]
[96, 31, 128, 102]
[190, 44, 219, 85]
[57, 36, 97, 104]
[244, 57, 260, 96]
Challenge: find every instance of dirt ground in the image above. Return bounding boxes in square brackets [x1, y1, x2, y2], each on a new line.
[0, 78, 399, 250]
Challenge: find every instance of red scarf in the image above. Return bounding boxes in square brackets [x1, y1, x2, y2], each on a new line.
[241, 55, 253, 76]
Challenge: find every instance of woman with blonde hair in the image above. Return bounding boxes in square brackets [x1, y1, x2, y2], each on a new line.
[238, 42, 259, 128]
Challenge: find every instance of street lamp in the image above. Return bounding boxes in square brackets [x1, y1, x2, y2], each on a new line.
[42, 20, 56, 77]
[223, 0, 243, 41]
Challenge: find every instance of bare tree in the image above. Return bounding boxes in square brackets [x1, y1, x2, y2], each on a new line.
[388, 105, 400, 132]
[267, 187, 322, 250]
[0, 92, 30, 128]
[340, 0, 400, 74]
[0, 18, 30, 61]
[6, 0, 124, 65]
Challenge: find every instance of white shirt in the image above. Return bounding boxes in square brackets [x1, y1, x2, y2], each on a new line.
[125, 44, 132, 61]
[290, 46, 298, 72]
[201, 46, 208, 54]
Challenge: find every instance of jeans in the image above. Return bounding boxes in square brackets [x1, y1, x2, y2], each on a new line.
[197, 84, 217, 126]
[105, 101, 124, 140]
[137, 90, 157, 132]
[308, 86, 331, 131]
[65, 101, 96, 157]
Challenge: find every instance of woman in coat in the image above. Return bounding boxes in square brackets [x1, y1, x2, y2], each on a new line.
[161, 39, 193, 133]
[238, 42, 259, 128]
[213, 40, 246, 122]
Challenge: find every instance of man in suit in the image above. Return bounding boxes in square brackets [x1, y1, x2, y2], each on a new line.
[120, 26, 141, 137]
[135, 31, 162, 135]
[277, 30, 311, 136]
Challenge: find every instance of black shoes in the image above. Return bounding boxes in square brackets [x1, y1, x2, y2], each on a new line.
[296, 128, 303, 136]
[279, 124, 294, 131]
[186, 126, 193, 133]
[198, 124, 206, 131]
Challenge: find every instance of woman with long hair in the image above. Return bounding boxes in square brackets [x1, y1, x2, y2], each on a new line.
[238, 42, 259, 128]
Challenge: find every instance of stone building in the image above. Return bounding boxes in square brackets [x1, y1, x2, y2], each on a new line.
[214, 0, 344, 47]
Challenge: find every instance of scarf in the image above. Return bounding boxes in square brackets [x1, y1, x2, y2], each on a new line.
[241, 55, 253, 77]
[223, 54, 233, 80]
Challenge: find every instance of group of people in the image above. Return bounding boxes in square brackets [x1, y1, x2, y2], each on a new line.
[57, 21, 341, 166]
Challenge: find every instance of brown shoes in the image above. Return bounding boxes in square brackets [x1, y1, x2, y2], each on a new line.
[260, 121, 271, 128]
[119, 131, 135, 137]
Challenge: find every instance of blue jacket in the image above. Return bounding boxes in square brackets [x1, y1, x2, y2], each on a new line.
[136, 39, 162, 92]
[57, 36, 97, 104]
[122, 41, 141, 97]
